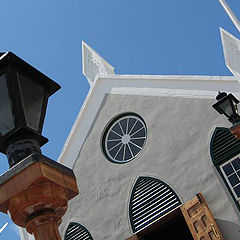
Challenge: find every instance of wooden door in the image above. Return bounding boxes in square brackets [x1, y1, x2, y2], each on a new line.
[125, 235, 143, 240]
[125, 235, 138, 240]
[181, 193, 224, 240]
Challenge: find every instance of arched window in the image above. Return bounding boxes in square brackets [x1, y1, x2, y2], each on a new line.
[210, 127, 240, 165]
[102, 113, 147, 164]
[210, 127, 240, 210]
[64, 222, 93, 240]
[129, 176, 182, 233]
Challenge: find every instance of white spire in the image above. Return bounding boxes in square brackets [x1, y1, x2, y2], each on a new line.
[218, 0, 240, 33]
[220, 28, 240, 76]
[218, 0, 240, 78]
[82, 41, 115, 86]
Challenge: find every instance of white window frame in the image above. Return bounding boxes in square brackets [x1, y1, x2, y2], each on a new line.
[220, 154, 240, 203]
[102, 113, 147, 163]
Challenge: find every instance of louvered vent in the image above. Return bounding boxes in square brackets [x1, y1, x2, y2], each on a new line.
[64, 222, 93, 240]
[129, 176, 182, 233]
[210, 127, 240, 165]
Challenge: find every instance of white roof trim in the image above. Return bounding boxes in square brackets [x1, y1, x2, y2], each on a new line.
[102, 74, 235, 81]
[58, 73, 240, 168]
[111, 88, 222, 99]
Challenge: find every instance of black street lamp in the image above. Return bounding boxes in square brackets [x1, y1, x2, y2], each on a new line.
[0, 52, 78, 240]
[212, 91, 240, 125]
[0, 52, 60, 167]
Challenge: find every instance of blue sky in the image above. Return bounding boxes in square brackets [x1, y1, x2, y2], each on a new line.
[0, 0, 240, 239]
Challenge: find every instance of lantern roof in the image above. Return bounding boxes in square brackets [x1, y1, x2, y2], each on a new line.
[0, 51, 60, 96]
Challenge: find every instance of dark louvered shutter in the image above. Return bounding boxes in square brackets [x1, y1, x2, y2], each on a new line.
[129, 176, 182, 233]
[64, 222, 93, 240]
[210, 127, 240, 165]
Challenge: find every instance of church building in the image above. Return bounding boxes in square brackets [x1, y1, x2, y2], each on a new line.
[20, 2, 240, 239]
[56, 34, 240, 239]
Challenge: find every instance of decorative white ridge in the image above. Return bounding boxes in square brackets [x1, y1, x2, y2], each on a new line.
[218, 0, 240, 33]
[110, 88, 226, 99]
[0, 222, 7, 234]
[82, 41, 115, 86]
[220, 28, 240, 77]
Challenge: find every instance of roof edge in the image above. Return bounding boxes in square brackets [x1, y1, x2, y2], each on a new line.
[96, 73, 237, 82]
[58, 73, 240, 168]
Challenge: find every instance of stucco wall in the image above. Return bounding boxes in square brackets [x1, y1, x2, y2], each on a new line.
[59, 94, 240, 239]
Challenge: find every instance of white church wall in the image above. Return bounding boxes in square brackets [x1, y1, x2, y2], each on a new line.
[59, 93, 240, 239]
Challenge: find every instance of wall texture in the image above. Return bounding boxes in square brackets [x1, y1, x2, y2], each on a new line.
[60, 94, 240, 239]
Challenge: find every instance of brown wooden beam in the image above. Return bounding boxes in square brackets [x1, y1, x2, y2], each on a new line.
[0, 154, 79, 240]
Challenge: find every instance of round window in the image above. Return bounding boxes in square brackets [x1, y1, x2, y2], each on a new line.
[102, 113, 147, 163]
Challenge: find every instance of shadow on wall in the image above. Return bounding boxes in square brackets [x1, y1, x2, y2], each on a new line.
[216, 219, 240, 238]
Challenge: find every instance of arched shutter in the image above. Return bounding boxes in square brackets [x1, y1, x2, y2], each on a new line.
[210, 127, 240, 165]
[64, 222, 93, 240]
[129, 176, 182, 233]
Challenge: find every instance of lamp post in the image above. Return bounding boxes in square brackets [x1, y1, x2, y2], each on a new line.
[212, 91, 240, 139]
[0, 52, 79, 240]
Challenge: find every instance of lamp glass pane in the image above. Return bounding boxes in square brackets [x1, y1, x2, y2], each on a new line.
[234, 103, 239, 114]
[18, 73, 45, 131]
[0, 74, 14, 135]
[219, 98, 234, 117]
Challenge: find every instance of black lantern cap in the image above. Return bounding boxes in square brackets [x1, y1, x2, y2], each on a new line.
[0, 52, 61, 167]
[0, 52, 60, 96]
[212, 91, 240, 125]
[216, 91, 227, 101]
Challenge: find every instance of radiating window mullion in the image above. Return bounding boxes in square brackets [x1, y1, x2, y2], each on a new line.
[108, 141, 122, 152]
[126, 117, 129, 134]
[114, 144, 123, 159]
[109, 129, 122, 138]
[128, 119, 138, 135]
[130, 126, 144, 137]
[123, 144, 127, 161]
[131, 136, 146, 140]
[129, 141, 142, 150]
[126, 143, 134, 158]
[118, 122, 125, 135]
